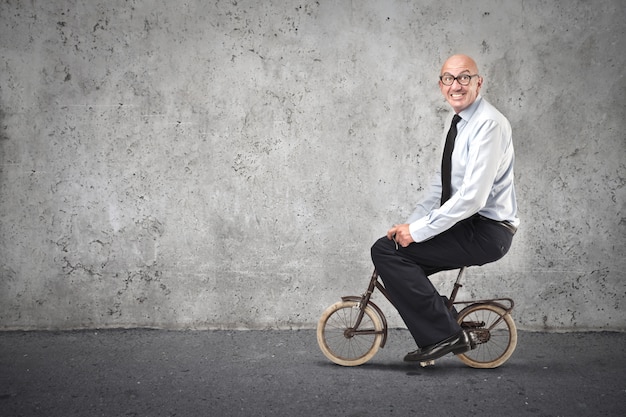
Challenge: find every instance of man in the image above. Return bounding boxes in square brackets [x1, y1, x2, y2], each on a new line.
[371, 54, 519, 362]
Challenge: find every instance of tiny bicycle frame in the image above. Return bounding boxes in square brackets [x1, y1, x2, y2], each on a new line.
[317, 267, 517, 368]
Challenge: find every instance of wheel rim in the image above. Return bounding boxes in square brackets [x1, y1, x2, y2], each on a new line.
[317, 301, 383, 366]
[457, 304, 517, 368]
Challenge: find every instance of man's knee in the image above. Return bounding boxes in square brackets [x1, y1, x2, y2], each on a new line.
[371, 236, 394, 263]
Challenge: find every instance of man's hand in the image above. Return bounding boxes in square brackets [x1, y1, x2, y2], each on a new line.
[386, 224, 415, 248]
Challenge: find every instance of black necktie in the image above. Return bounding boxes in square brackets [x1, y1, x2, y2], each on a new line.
[441, 114, 462, 205]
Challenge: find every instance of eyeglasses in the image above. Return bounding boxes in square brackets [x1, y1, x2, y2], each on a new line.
[439, 73, 479, 86]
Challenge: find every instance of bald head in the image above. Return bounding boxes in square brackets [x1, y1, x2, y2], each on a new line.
[440, 54, 480, 76]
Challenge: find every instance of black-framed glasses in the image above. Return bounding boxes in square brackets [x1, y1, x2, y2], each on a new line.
[439, 73, 479, 86]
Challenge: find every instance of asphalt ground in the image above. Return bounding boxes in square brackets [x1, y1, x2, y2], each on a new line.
[1, 329, 625, 417]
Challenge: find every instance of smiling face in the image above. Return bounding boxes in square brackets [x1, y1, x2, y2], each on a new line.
[439, 54, 483, 113]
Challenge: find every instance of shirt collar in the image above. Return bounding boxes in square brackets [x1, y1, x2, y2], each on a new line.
[457, 95, 482, 122]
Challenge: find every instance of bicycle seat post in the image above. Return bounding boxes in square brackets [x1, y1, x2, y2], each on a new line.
[448, 267, 467, 305]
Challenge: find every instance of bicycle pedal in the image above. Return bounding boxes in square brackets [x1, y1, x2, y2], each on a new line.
[419, 360, 435, 367]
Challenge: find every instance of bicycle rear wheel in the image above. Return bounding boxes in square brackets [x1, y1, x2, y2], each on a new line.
[456, 303, 517, 368]
[317, 300, 384, 366]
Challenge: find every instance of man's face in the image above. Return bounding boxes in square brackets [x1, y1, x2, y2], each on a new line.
[439, 55, 483, 113]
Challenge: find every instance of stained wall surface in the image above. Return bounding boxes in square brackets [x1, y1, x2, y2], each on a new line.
[1, 0, 624, 331]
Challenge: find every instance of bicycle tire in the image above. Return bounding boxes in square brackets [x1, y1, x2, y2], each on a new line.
[317, 300, 384, 366]
[456, 303, 517, 369]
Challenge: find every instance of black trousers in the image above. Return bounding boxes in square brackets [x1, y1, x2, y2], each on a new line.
[370, 215, 514, 347]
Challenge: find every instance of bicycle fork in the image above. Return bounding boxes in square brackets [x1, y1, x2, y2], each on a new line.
[341, 269, 389, 347]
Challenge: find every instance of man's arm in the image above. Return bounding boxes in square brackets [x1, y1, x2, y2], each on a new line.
[406, 173, 442, 224]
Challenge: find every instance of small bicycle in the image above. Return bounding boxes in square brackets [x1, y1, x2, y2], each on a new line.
[317, 267, 517, 368]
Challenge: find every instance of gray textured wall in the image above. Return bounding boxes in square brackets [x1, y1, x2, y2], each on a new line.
[1, 0, 624, 331]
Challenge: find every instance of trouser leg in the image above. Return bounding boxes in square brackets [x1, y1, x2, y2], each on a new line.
[370, 216, 513, 347]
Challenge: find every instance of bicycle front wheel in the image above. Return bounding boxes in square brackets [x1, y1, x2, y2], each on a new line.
[317, 300, 384, 366]
[456, 303, 517, 369]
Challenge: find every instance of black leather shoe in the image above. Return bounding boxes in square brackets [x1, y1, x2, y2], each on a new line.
[404, 331, 471, 362]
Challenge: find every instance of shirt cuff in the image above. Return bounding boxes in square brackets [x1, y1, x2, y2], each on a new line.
[408, 217, 431, 243]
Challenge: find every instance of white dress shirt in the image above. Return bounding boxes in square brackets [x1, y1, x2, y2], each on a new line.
[407, 96, 520, 243]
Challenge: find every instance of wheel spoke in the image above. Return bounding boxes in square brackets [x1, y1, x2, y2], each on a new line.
[457, 304, 517, 368]
[317, 301, 384, 366]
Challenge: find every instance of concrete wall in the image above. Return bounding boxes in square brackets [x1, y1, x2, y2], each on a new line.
[1, 0, 624, 331]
